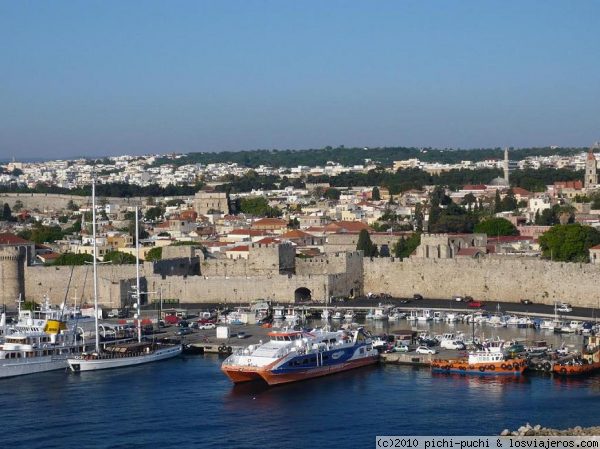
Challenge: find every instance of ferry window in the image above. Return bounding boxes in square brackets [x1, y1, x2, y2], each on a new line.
[323, 355, 329, 361]
[360, 348, 364, 354]
[309, 357, 316, 363]
[302, 359, 309, 365]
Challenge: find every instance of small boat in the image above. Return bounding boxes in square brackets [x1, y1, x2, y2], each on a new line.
[365, 309, 375, 320]
[416, 309, 433, 322]
[272, 306, 286, 321]
[433, 311, 445, 322]
[373, 306, 390, 320]
[444, 312, 459, 323]
[321, 309, 331, 320]
[432, 351, 527, 375]
[553, 335, 600, 376]
[343, 310, 355, 321]
[331, 311, 343, 320]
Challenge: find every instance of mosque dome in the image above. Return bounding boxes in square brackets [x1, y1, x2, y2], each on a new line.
[489, 177, 509, 187]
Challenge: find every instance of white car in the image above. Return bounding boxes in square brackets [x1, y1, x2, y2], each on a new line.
[441, 340, 466, 350]
[557, 304, 573, 313]
[415, 346, 437, 355]
[198, 323, 216, 330]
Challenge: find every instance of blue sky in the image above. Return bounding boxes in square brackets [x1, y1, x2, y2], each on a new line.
[1, 1, 599, 159]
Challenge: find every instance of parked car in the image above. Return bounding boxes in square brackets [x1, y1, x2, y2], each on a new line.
[237, 331, 247, 339]
[557, 303, 573, 313]
[467, 300, 484, 308]
[413, 293, 423, 301]
[392, 343, 410, 353]
[452, 295, 464, 302]
[198, 323, 216, 330]
[504, 343, 526, 357]
[443, 340, 466, 350]
[520, 299, 533, 305]
[176, 328, 192, 336]
[415, 346, 437, 355]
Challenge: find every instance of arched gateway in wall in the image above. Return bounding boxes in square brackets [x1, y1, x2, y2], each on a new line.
[294, 287, 311, 303]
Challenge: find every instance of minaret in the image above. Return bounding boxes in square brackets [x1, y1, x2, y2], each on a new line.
[503, 147, 509, 185]
[585, 147, 597, 189]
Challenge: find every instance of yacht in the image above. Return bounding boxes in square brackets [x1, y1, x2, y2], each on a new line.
[0, 299, 84, 378]
[416, 309, 433, 322]
[331, 310, 343, 320]
[67, 195, 181, 372]
[373, 306, 390, 320]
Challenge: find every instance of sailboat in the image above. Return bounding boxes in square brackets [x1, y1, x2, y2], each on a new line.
[67, 181, 181, 372]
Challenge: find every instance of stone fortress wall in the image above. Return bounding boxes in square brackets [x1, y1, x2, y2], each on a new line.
[363, 257, 600, 308]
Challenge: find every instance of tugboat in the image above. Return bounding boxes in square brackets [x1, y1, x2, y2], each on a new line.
[431, 351, 527, 375]
[553, 335, 600, 376]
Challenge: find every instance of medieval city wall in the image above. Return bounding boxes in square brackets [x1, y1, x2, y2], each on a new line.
[364, 257, 600, 308]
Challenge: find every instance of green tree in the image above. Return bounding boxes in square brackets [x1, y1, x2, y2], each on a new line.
[461, 193, 476, 211]
[145, 247, 163, 261]
[538, 224, 600, 262]
[53, 252, 94, 266]
[393, 233, 421, 259]
[323, 187, 341, 201]
[494, 190, 502, 213]
[474, 217, 518, 236]
[103, 251, 136, 264]
[67, 199, 79, 211]
[145, 206, 164, 221]
[356, 229, 378, 257]
[500, 190, 518, 212]
[372, 186, 381, 201]
[287, 218, 300, 229]
[13, 200, 23, 212]
[2, 203, 12, 221]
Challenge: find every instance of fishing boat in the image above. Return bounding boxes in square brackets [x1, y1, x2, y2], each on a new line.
[331, 310, 343, 320]
[321, 308, 331, 320]
[553, 335, 600, 376]
[67, 189, 181, 373]
[221, 327, 379, 385]
[0, 298, 84, 378]
[431, 351, 527, 375]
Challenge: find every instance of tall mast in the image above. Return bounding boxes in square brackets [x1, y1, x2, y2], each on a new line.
[92, 175, 100, 353]
[135, 206, 141, 343]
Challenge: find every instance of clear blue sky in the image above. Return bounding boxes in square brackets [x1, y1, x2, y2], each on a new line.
[1, 1, 599, 159]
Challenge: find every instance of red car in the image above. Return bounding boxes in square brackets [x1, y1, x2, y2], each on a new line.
[467, 300, 484, 308]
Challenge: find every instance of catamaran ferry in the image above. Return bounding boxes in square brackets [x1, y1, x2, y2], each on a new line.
[221, 327, 378, 386]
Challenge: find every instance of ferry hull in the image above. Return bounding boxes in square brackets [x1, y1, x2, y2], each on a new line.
[221, 366, 265, 383]
[259, 355, 379, 386]
[431, 359, 527, 376]
[68, 346, 182, 372]
[0, 356, 68, 379]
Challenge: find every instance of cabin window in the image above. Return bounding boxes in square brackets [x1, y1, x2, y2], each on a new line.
[360, 348, 364, 354]
[309, 357, 316, 363]
[302, 359, 309, 365]
[323, 355, 329, 361]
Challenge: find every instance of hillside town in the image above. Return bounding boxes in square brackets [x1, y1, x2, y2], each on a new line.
[2, 146, 600, 272]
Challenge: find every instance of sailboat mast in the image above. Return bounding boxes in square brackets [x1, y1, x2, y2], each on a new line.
[135, 206, 141, 343]
[92, 176, 100, 353]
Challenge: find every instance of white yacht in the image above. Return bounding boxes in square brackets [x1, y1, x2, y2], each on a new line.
[331, 310, 343, 320]
[343, 310, 355, 321]
[417, 309, 433, 322]
[0, 299, 83, 378]
[67, 195, 181, 372]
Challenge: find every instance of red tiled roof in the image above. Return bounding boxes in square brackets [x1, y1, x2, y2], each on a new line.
[228, 229, 269, 236]
[254, 237, 281, 245]
[554, 181, 583, 190]
[488, 236, 533, 243]
[0, 233, 31, 245]
[590, 244, 600, 250]
[39, 252, 60, 260]
[228, 245, 249, 252]
[251, 218, 288, 227]
[462, 184, 487, 190]
[280, 229, 314, 239]
[511, 187, 531, 196]
[325, 221, 372, 233]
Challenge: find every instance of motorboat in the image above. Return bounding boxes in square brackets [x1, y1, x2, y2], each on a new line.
[343, 310, 356, 321]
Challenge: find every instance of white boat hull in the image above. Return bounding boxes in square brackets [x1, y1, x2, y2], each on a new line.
[67, 346, 182, 372]
[0, 355, 69, 378]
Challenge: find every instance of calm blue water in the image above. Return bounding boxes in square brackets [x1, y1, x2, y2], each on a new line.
[2, 354, 600, 449]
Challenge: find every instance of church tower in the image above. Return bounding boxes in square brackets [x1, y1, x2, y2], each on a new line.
[585, 147, 597, 189]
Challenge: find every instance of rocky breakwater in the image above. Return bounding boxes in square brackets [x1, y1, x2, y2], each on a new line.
[501, 424, 600, 436]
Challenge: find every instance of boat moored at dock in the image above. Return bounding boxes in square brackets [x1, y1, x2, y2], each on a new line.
[221, 327, 379, 386]
[431, 351, 527, 375]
